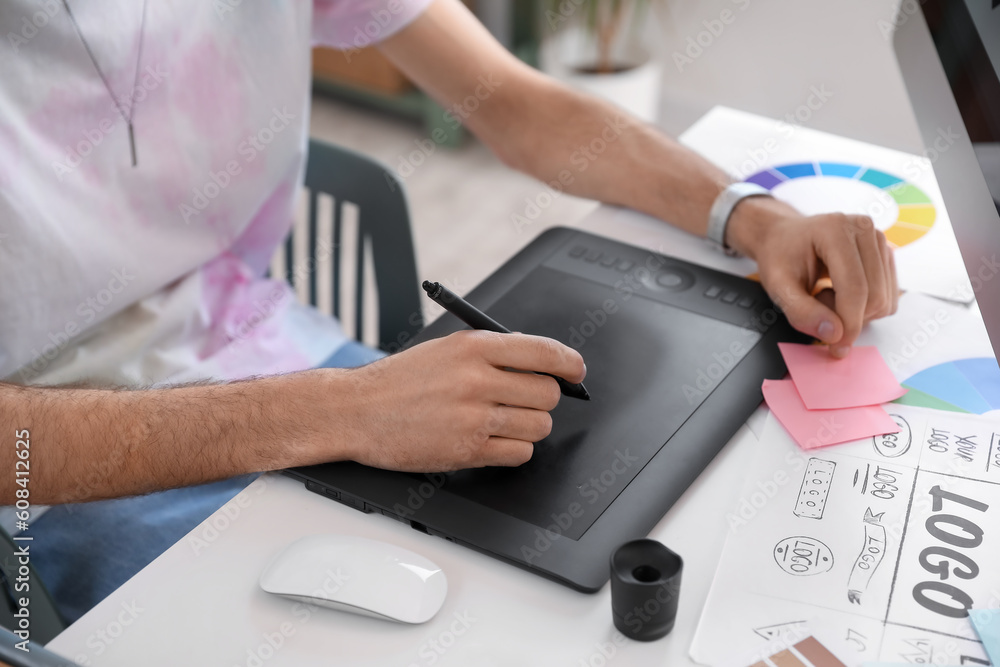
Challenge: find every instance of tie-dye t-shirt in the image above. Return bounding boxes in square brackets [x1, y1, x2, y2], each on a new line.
[0, 0, 432, 387]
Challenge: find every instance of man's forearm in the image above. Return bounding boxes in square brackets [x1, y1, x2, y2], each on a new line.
[0, 372, 348, 505]
[493, 78, 726, 234]
[484, 73, 799, 261]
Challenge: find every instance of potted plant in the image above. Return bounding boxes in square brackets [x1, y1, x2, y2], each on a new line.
[539, 0, 662, 122]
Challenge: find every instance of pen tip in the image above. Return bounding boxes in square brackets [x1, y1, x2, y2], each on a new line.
[421, 280, 434, 293]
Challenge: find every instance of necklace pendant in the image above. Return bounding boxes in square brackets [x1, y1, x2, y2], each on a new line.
[64, 0, 148, 170]
[127, 122, 137, 167]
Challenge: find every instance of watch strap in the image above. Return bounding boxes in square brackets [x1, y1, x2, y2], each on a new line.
[706, 182, 772, 256]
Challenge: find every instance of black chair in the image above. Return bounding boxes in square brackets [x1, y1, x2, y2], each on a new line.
[280, 139, 423, 352]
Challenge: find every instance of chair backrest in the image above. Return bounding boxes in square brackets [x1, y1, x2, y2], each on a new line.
[281, 139, 423, 352]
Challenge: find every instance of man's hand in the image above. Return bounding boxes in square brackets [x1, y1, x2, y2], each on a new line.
[379, 0, 899, 356]
[323, 331, 586, 472]
[727, 197, 899, 357]
[1, 330, 585, 504]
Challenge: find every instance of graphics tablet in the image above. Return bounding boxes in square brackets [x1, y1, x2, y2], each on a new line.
[288, 227, 808, 592]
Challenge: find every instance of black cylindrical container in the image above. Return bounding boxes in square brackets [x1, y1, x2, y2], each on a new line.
[610, 539, 683, 641]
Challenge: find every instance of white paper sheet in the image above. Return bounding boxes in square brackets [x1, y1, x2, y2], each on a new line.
[690, 404, 1000, 666]
[678, 106, 973, 303]
[852, 292, 996, 383]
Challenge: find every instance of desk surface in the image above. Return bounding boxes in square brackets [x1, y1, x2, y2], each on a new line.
[47, 425, 755, 667]
[46, 204, 996, 666]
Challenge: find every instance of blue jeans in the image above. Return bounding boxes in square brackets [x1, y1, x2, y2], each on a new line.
[31, 340, 386, 624]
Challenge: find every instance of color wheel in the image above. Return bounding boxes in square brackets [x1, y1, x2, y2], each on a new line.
[895, 357, 1000, 414]
[744, 162, 937, 248]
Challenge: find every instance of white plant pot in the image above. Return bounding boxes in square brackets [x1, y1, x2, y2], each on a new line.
[540, 26, 662, 123]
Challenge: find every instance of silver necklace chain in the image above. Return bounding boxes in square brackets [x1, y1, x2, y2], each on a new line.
[61, 0, 149, 167]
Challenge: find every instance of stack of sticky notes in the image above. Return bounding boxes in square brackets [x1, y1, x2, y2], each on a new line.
[763, 343, 907, 450]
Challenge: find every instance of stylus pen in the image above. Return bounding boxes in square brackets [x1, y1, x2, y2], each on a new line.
[422, 281, 591, 401]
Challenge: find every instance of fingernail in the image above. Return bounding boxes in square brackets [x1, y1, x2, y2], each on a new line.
[831, 345, 850, 359]
[817, 320, 835, 341]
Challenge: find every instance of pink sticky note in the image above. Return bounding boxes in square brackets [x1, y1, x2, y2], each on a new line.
[778, 343, 907, 410]
[762, 379, 900, 450]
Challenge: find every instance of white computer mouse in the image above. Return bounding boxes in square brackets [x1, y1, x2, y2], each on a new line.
[259, 534, 447, 624]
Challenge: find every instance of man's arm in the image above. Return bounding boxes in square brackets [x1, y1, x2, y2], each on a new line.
[0, 331, 585, 504]
[378, 0, 898, 357]
[0, 374, 332, 504]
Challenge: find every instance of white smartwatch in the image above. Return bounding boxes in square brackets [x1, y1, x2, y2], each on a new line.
[706, 182, 772, 256]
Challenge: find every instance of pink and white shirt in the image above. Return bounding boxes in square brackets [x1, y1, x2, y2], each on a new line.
[0, 0, 432, 387]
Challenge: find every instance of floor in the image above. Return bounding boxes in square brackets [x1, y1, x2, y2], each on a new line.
[307, 0, 918, 321]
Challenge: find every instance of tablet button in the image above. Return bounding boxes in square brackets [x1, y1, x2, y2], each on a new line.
[721, 291, 739, 304]
[737, 296, 754, 308]
[616, 260, 634, 272]
[600, 255, 617, 267]
[569, 245, 587, 258]
[585, 250, 602, 263]
[643, 267, 694, 292]
[704, 286, 722, 299]
[656, 273, 684, 288]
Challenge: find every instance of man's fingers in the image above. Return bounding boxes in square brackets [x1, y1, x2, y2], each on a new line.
[855, 222, 890, 320]
[885, 242, 900, 315]
[819, 220, 870, 354]
[768, 273, 843, 344]
[490, 405, 553, 442]
[490, 370, 561, 411]
[472, 331, 586, 384]
[480, 437, 534, 467]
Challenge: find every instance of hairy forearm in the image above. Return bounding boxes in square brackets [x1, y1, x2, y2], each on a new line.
[489, 78, 803, 260]
[482, 75, 728, 234]
[0, 371, 349, 505]
[459, 67, 799, 263]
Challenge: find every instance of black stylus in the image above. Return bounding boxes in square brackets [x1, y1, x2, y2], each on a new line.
[422, 281, 591, 401]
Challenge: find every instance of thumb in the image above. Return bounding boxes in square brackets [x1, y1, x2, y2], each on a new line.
[768, 275, 843, 345]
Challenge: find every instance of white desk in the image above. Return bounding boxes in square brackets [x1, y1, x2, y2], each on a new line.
[45, 204, 997, 666]
[45, 211, 772, 667]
